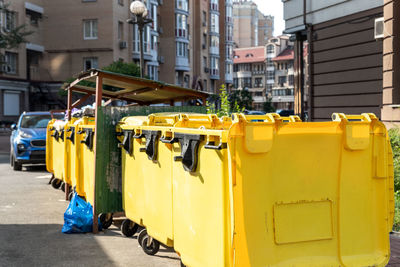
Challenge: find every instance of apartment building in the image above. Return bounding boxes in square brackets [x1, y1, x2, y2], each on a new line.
[157, 0, 233, 93]
[271, 47, 294, 110]
[232, 0, 274, 48]
[232, 46, 265, 110]
[0, 0, 133, 122]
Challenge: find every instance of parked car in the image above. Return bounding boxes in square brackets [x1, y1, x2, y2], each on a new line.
[276, 109, 295, 117]
[243, 110, 266, 115]
[10, 111, 64, 170]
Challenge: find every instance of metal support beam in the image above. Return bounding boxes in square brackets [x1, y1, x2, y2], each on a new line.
[92, 75, 103, 234]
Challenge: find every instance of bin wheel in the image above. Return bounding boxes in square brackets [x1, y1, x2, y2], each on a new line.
[61, 182, 66, 192]
[121, 219, 139, 237]
[48, 175, 55, 185]
[68, 191, 74, 201]
[140, 231, 160, 256]
[138, 229, 147, 247]
[99, 213, 113, 229]
[51, 178, 62, 189]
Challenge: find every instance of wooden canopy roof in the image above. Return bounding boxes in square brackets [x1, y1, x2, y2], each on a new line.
[63, 69, 209, 105]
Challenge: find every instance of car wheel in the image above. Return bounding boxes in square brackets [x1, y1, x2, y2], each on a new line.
[12, 155, 22, 171]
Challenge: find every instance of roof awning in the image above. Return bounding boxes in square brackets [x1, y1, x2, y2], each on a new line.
[25, 2, 44, 14]
[63, 69, 209, 106]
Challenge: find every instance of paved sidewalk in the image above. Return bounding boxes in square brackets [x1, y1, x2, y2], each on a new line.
[0, 155, 180, 267]
[389, 235, 400, 266]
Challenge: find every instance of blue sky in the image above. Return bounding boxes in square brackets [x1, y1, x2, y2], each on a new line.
[252, 0, 285, 35]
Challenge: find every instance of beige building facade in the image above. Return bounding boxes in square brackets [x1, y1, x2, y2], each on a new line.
[232, 0, 273, 48]
[0, 0, 234, 122]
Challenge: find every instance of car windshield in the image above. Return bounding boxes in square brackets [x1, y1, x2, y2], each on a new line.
[20, 114, 62, 129]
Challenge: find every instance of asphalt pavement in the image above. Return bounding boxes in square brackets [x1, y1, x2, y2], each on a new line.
[0, 154, 180, 267]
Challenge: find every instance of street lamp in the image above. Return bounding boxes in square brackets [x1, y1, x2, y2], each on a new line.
[129, 1, 152, 78]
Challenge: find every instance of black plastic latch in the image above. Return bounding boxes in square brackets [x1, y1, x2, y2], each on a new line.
[66, 127, 75, 144]
[120, 130, 133, 155]
[174, 133, 204, 172]
[59, 129, 65, 141]
[139, 130, 161, 161]
[50, 130, 59, 141]
[80, 128, 94, 150]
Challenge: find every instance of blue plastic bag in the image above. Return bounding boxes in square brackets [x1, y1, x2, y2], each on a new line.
[62, 193, 101, 233]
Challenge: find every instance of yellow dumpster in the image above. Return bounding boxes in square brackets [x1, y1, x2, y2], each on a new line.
[46, 119, 67, 189]
[64, 118, 85, 199]
[75, 116, 96, 204]
[118, 113, 393, 267]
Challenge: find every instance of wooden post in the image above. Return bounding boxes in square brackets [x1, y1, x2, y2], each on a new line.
[65, 89, 72, 201]
[92, 75, 103, 234]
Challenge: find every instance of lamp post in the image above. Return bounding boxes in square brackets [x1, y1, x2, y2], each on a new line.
[129, 1, 153, 78]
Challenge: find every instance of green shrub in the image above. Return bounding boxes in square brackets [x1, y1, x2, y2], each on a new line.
[389, 128, 400, 192]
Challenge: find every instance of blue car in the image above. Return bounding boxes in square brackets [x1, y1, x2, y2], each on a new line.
[10, 111, 64, 171]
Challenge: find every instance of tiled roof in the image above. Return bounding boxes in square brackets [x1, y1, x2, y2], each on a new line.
[272, 45, 308, 61]
[233, 46, 265, 64]
[272, 47, 294, 61]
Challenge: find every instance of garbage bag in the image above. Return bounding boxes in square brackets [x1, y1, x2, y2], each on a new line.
[62, 193, 102, 233]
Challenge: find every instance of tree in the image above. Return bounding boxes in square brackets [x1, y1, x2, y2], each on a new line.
[263, 98, 275, 113]
[0, 4, 32, 69]
[228, 89, 253, 111]
[207, 85, 244, 116]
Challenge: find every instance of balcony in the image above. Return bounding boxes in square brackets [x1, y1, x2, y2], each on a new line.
[210, 2, 219, 12]
[252, 70, 265, 75]
[209, 46, 219, 55]
[175, 56, 190, 71]
[225, 73, 233, 83]
[210, 68, 220, 80]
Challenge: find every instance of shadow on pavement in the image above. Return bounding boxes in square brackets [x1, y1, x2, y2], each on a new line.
[0, 224, 117, 266]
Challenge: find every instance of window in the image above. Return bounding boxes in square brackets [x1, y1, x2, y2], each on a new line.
[133, 25, 139, 52]
[118, 0, 123, 6]
[118, 21, 123, 40]
[289, 75, 294, 86]
[210, 13, 219, 33]
[3, 92, 20, 116]
[175, 13, 187, 38]
[210, 35, 219, 48]
[226, 45, 232, 59]
[233, 78, 238, 88]
[278, 76, 286, 86]
[202, 34, 207, 47]
[83, 57, 98, 71]
[267, 61, 274, 67]
[4, 52, 17, 74]
[83, 19, 98, 40]
[226, 25, 233, 41]
[203, 79, 207, 92]
[203, 56, 207, 68]
[176, 41, 188, 58]
[242, 77, 251, 88]
[151, 35, 158, 50]
[267, 71, 274, 80]
[175, 0, 188, 11]
[210, 57, 219, 75]
[202, 11, 207, 25]
[226, 63, 233, 75]
[255, 78, 263, 87]
[4, 9, 16, 32]
[147, 65, 158, 80]
[267, 44, 274, 54]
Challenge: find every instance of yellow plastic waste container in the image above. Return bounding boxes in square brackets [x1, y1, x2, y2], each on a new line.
[64, 118, 86, 199]
[118, 112, 393, 267]
[75, 116, 96, 204]
[46, 119, 67, 189]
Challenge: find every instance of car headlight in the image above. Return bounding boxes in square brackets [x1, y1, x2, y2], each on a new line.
[19, 131, 32, 138]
